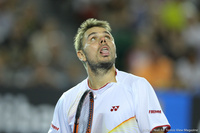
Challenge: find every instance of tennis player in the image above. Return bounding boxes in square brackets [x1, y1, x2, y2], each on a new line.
[48, 18, 171, 133]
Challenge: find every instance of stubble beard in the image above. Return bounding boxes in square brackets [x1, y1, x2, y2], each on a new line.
[86, 55, 116, 75]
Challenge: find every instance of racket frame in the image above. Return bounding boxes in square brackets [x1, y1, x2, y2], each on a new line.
[73, 90, 94, 133]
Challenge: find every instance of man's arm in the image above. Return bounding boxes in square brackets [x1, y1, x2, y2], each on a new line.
[134, 78, 170, 132]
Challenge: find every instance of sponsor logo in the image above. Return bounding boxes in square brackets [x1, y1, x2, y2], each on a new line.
[110, 106, 120, 112]
[149, 110, 161, 114]
[51, 123, 59, 131]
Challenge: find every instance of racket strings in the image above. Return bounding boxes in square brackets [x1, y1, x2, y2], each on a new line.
[73, 90, 94, 133]
[78, 94, 90, 133]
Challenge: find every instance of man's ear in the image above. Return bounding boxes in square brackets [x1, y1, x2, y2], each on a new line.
[77, 50, 86, 61]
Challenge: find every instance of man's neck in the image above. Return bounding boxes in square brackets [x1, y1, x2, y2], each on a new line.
[87, 65, 117, 90]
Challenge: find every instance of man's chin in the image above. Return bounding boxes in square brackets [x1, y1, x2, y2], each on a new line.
[87, 60, 114, 72]
[99, 62, 113, 68]
[99, 56, 115, 63]
[98, 59, 115, 70]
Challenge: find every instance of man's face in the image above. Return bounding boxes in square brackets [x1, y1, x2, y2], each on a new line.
[79, 27, 117, 71]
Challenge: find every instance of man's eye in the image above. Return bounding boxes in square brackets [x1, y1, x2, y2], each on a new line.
[105, 36, 111, 40]
[91, 37, 96, 41]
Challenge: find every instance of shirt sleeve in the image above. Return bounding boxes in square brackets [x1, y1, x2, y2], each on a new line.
[135, 78, 171, 133]
[48, 94, 72, 133]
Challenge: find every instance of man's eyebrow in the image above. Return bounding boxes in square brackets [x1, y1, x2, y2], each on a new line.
[87, 31, 111, 39]
[87, 32, 97, 39]
[103, 31, 111, 35]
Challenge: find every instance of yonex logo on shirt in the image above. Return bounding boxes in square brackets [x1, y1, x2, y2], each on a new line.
[110, 106, 119, 112]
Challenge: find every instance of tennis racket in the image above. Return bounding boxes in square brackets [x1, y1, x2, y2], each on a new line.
[73, 90, 94, 133]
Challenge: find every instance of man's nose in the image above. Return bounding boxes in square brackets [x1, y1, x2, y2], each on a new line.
[100, 37, 106, 44]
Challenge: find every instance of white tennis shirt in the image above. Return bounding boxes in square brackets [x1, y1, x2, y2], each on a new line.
[48, 69, 170, 133]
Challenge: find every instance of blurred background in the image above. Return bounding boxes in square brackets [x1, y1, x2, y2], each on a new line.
[0, 0, 200, 132]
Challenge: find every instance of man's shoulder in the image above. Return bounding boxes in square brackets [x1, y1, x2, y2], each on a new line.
[54, 79, 88, 114]
[117, 70, 152, 94]
[62, 79, 87, 98]
[117, 70, 145, 83]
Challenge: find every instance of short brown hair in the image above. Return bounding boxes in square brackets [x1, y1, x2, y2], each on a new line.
[74, 18, 111, 52]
